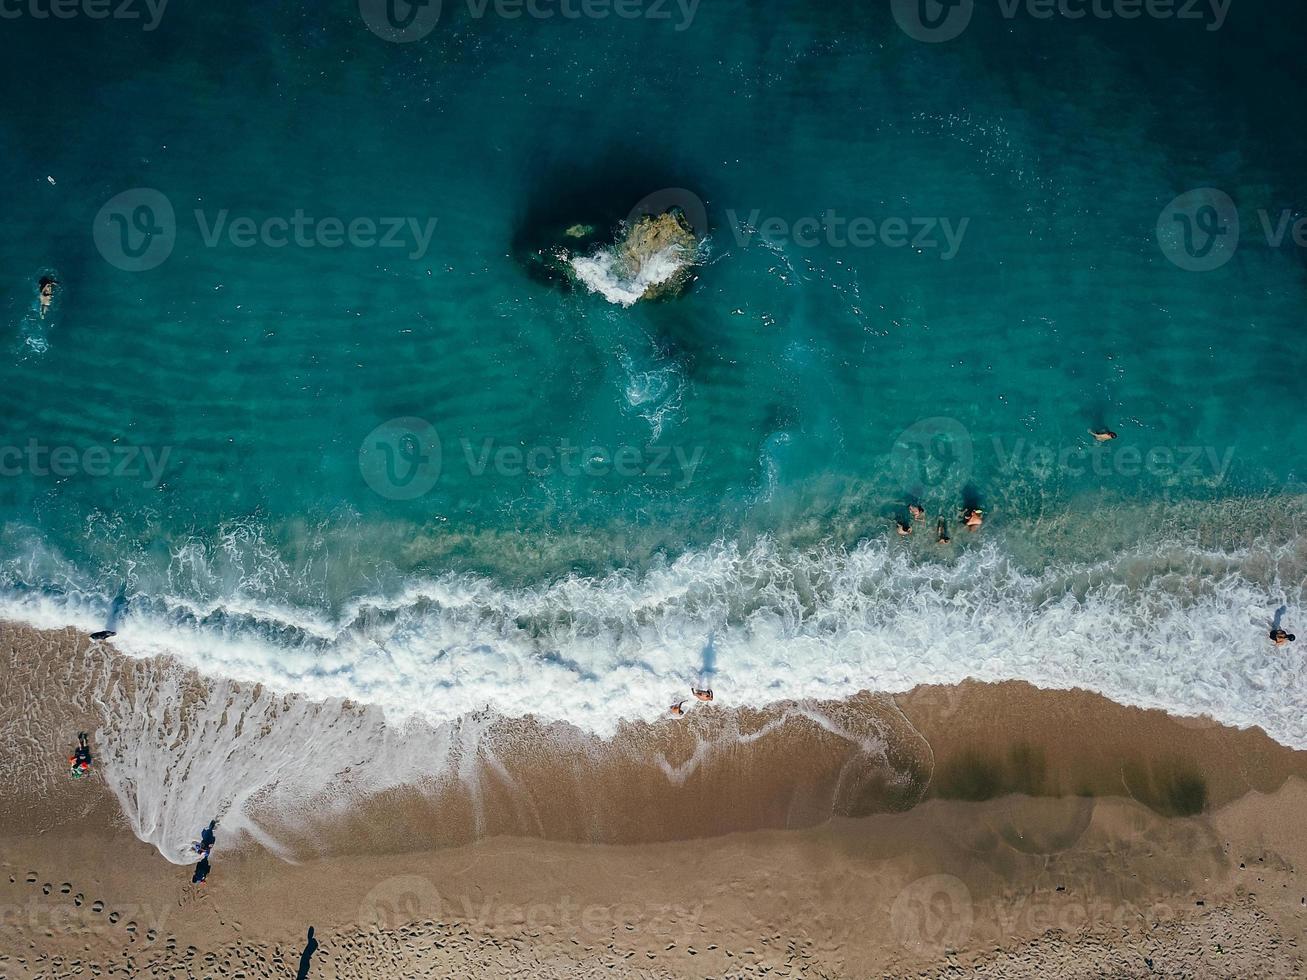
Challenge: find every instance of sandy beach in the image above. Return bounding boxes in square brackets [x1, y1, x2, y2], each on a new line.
[1, 622, 1305, 978]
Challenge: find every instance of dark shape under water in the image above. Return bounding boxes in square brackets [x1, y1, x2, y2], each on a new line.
[1122, 758, 1208, 817]
[933, 743, 1049, 801]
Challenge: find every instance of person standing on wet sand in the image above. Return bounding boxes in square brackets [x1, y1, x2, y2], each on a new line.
[68, 732, 92, 778]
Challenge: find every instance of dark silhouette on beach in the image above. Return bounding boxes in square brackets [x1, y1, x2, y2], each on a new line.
[295, 926, 319, 979]
[197, 819, 217, 853]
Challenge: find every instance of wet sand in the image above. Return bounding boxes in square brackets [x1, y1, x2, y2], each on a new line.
[1, 621, 1305, 977]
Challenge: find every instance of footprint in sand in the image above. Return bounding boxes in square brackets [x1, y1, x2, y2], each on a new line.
[41, 883, 50, 895]
[74, 893, 83, 907]
[25, 872, 36, 883]
[59, 883, 70, 894]
[108, 911, 120, 924]
[91, 900, 104, 913]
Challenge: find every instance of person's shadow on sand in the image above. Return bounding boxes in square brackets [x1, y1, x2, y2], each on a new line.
[295, 926, 319, 980]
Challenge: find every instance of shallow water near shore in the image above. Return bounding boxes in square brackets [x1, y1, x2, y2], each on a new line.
[2, 2, 1307, 747]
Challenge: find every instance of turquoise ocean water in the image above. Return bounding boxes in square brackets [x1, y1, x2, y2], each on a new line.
[3, 0, 1307, 744]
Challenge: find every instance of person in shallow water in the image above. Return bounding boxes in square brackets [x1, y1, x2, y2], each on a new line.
[936, 519, 951, 545]
[1089, 428, 1118, 442]
[908, 503, 926, 521]
[192, 854, 211, 885]
[38, 276, 56, 318]
[692, 687, 713, 702]
[669, 700, 687, 717]
[896, 518, 912, 537]
[68, 732, 92, 778]
[192, 820, 217, 855]
[1269, 629, 1296, 646]
[961, 507, 984, 531]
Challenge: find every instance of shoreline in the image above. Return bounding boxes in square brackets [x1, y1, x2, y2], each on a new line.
[2, 620, 1306, 975]
[4, 493, 1306, 749]
[4, 620, 1307, 852]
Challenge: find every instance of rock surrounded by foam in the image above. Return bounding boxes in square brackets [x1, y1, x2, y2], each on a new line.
[569, 210, 700, 306]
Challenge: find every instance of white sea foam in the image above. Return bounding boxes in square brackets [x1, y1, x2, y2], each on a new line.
[5, 531, 1306, 862]
[570, 244, 693, 307]
[4, 534, 1304, 751]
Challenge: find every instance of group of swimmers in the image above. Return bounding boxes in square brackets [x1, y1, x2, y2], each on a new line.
[896, 502, 982, 542]
[893, 429, 1121, 542]
[669, 686, 713, 717]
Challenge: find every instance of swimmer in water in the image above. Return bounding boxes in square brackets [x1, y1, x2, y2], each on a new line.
[1269, 629, 1296, 647]
[896, 518, 913, 537]
[936, 519, 951, 545]
[691, 688, 713, 703]
[961, 507, 984, 531]
[669, 700, 687, 717]
[908, 503, 925, 521]
[38, 276, 57, 319]
[1089, 428, 1118, 442]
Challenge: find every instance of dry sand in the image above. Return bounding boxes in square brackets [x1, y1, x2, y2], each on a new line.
[1, 622, 1305, 978]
